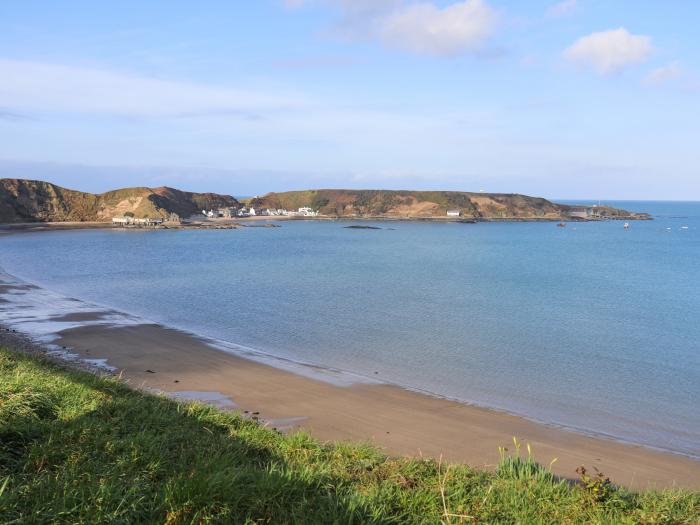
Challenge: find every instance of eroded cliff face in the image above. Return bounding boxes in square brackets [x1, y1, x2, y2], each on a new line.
[0, 180, 645, 224]
[0, 179, 239, 223]
[251, 189, 567, 219]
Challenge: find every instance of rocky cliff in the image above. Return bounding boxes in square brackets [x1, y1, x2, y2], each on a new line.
[0, 179, 239, 223]
[249, 189, 644, 220]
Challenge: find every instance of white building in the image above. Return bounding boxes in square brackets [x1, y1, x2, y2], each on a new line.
[297, 207, 319, 217]
[567, 206, 600, 219]
[112, 216, 163, 227]
[219, 207, 238, 219]
[446, 210, 461, 217]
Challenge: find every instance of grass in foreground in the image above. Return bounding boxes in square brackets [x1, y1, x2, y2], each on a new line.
[0, 348, 698, 524]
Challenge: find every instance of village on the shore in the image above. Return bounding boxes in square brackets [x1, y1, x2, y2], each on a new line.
[202, 206, 319, 219]
[111, 206, 320, 228]
[110, 203, 616, 228]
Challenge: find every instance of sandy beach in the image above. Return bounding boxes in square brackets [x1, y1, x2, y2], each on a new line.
[1, 272, 698, 491]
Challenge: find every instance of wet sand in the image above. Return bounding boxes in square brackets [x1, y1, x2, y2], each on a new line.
[44, 321, 698, 490]
[1, 264, 700, 490]
[0, 221, 112, 234]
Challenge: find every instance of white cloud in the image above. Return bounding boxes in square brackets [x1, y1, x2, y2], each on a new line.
[546, 0, 577, 18]
[0, 58, 302, 118]
[564, 28, 653, 74]
[644, 61, 682, 85]
[379, 1, 498, 56]
[283, 0, 400, 14]
[285, 0, 497, 57]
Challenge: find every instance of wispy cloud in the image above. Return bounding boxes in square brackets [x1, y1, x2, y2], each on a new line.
[564, 28, 653, 75]
[0, 58, 305, 118]
[379, 1, 498, 56]
[285, 0, 498, 57]
[644, 61, 683, 85]
[0, 108, 33, 121]
[546, 0, 578, 19]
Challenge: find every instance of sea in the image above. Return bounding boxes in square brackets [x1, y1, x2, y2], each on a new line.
[1, 201, 698, 458]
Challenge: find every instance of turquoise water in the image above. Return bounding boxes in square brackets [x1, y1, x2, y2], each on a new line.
[1, 201, 699, 457]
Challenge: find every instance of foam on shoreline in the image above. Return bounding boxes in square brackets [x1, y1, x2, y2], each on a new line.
[0, 268, 378, 387]
[0, 266, 697, 460]
[2, 268, 700, 489]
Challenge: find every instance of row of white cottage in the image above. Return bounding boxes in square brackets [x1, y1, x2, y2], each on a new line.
[203, 207, 319, 218]
[112, 216, 164, 227]
[112, 212, 179, 227]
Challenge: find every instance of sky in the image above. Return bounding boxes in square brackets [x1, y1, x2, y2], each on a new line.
[0, 0, 698, 200]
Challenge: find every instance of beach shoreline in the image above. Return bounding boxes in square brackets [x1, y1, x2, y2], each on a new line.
[0, 210, 649, 237]
[1, 269, 699, 490]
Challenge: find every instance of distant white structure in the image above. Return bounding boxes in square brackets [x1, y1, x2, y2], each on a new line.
[446, 210, 461, 217]
[112, 216, 163, 227]
[249, 207, 257, 216]
[219, 207, 238, 218]
[567, 206, 600, 219]
[295, 207, 319, 217]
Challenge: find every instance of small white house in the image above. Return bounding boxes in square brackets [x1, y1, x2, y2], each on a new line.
[446, 210, 461, 217]
[249, 207, 257, 216]
[112, 216, 163, 227]
[298, 207, 319, 217]
[219, 207, 238, 219]
[567, 206, 599, 219]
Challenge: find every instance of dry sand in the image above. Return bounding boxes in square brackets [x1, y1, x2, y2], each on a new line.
[1, 266, 698, 491]
[46, 322, 700, 491]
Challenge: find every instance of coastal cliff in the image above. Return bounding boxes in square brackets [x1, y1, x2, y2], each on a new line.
[249, 189, 645, 221]
[0, 179, 239, 223]
[0, 180, 646, 223]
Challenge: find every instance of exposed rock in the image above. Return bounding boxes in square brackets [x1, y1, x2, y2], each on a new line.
[0, 179, 239, 223]
[249, 189, 647, 221]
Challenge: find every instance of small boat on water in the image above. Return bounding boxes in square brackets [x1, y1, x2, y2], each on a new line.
[624, 222, 630, 229]
[557, 222, 566, 228]
[681, 226, 689, 230]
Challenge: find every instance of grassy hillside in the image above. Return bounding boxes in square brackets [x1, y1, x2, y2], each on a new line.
[0, 179, 239, 223]
[250, 189, 641, 220]
[1, 349, 697, 524]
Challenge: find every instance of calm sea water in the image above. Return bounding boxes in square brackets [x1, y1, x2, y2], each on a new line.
[1, 201, 699, 457]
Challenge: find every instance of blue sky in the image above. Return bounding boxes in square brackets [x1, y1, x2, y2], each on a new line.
[1, 0, 698, 199]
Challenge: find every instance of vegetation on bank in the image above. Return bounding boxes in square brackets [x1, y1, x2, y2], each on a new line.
[0, 178, 239, 223]
[249, 189, 647, 221]
[249, 189, 564, 220]
[1, 348, 698, 524]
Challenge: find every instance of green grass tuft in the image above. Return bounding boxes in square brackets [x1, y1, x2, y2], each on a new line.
[0, 348, 698, 524]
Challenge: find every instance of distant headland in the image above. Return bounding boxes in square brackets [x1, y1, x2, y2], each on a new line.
[0, 178, 649, 224]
